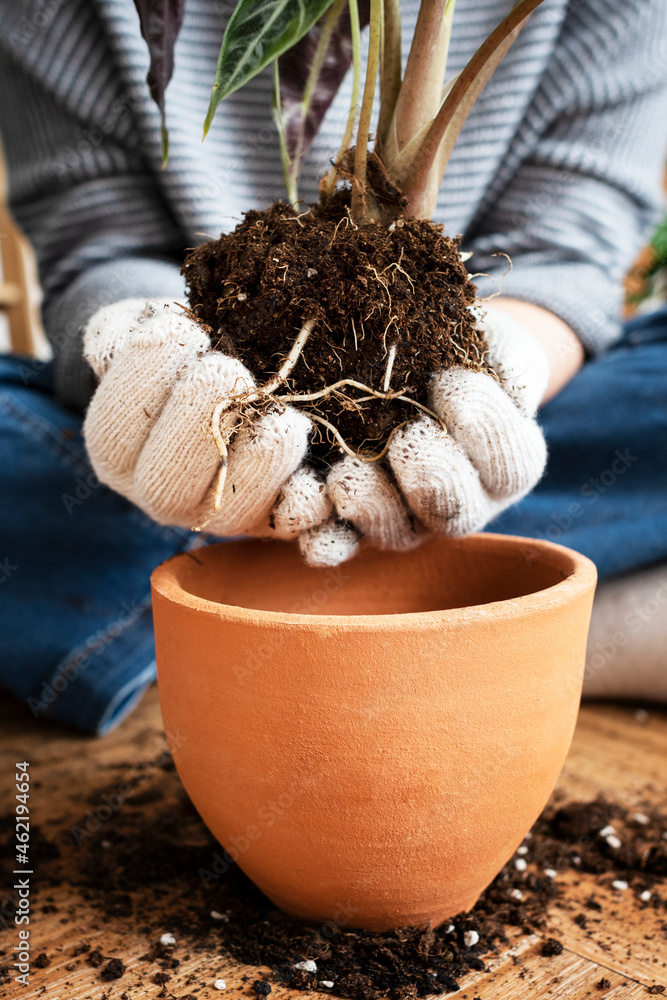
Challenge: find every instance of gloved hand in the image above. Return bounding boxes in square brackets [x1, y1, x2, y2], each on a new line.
[297, 306, 550, 566]
[82, 298, 331, 536]
[83, 299, 548, 564]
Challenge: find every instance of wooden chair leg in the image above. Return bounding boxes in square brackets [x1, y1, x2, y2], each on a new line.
[0, 206, 39, 355]
[1, 140, 49, 359]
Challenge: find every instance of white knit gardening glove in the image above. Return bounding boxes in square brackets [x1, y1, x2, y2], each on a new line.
[299, 307, 550, 567]
[82, 298, 320, 535]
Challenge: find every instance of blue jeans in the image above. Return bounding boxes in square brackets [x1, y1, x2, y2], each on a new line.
[492, 305, 667, 573]
[0, 355, 192, 734]
[1, 307, 666, 734]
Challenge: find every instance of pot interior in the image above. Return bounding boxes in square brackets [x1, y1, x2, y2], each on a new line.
[172, 535, 579, 617]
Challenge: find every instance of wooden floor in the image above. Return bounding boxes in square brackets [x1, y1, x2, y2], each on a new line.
[0, 689, 665, 999]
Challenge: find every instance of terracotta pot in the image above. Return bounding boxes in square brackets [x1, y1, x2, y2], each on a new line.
[151, 533, 596, 931]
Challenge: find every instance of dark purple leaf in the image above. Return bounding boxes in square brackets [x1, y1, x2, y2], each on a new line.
[132, 0, 186, 161]
[278, 0, 370, 165]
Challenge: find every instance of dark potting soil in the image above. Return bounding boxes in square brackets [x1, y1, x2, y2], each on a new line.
[100, 956, 126, 980]
[183, 198, 488, 461]
[2, 758, 665, 999]
[0, 754, 667, 1000]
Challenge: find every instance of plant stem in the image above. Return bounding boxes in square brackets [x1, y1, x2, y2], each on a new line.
[350, 0, 382, 223]
[376, 0, 401, 151]
[322, 0, 362, 198]
[286, 0, 347, 203]
[384, 0, 455, 166]
[400, 0, 543, 218]
[271, 61, 298, 208]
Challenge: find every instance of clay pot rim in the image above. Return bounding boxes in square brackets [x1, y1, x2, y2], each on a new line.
[151, 533, 597, 628]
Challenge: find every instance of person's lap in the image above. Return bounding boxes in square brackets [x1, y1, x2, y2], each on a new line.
[490, 305, 667, 578]
[1, 305, 665, 731]
[0, 355, 192, 733]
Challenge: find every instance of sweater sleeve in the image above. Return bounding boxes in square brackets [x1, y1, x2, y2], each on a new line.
[467, 0, 667, 355]
[0, 0, 186, 410]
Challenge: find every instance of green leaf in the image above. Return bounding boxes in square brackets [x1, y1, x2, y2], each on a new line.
[204, 0, 338, 137]
[651, 213, 667, 268]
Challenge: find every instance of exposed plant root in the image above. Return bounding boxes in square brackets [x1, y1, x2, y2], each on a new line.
[278, 376, 396, 403]
[477, 251, 513, 301]
[383, 343, 397, 391]
[309, 413, 407, 461]
[191, 320, 450, 530]
[211, 404, 232, 502]
[277, 375, 447, 435]
[184, 200, 485, 458]
[263, 318, 317, 393]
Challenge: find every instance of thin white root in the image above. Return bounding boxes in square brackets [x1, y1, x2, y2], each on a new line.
[263, 319, 316, 394]
[279, 378, 448, 435]
[210, 404, 232, 511]
[193, 316, 449, 533]
[395, 395, 447, 432]
[192, 322, 316, 533]
[478, 252, 513, 301]
[383, 344, 397, 392]
[310, 414, 407, 462]
[278, 377, 395, 404]
[191, 402, 234, 532]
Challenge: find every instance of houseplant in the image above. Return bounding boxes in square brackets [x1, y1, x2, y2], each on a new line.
[123, 0, 550, 554]
[133, 0, 599, 933]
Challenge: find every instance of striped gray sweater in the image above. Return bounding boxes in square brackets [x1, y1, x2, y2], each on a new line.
[1, 0, 667, 409]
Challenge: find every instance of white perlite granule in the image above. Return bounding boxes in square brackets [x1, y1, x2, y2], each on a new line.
[160, 933, 176, 946]
[517, 846, 528, 855]
[211, 911, 230, 922]
[599, 825, 616, 838]
[294, 960, 318, 973]
[631, 812, 649, 825]
[605, 834, 622, 850]
[612, 880, 628, 891]
[510, 889, 523, 901]
[214, 980, 227, 990]
[544, 869, 557, 879]
[640, 890, 652, 902]
[320, 982, 334, 989]
[463, 930, 480, 947]
[445, 924, 455, 934]
[514, 858, 527, 872]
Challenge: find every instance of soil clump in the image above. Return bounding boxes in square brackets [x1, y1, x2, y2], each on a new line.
[183, 198, 489, 462]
